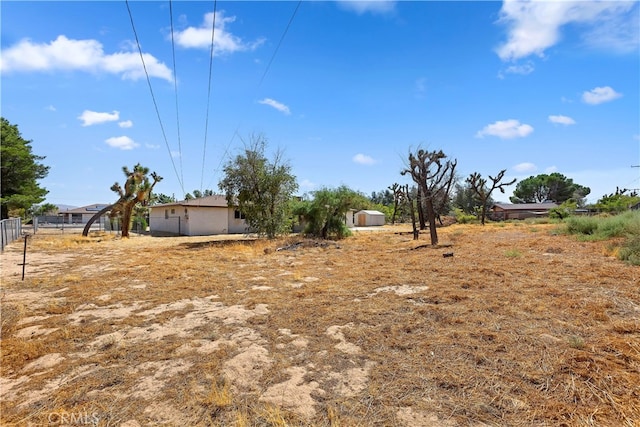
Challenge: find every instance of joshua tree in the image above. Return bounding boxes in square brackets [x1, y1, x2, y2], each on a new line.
[82, 164, 162, 237]
[466, 170, 516, 225]
[401, 148, 457, 245]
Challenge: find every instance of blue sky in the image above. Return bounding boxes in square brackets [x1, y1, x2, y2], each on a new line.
[2, 0, 639, 207]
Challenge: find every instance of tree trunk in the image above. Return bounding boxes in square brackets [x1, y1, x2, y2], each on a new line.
[82, 204, 114, 237]
[391, 200, 398, 225]
[405, 186, 418, 240]
[120, 200, 136, 238]
[417, 187, 426, 230]
[422, 193, 439, 245]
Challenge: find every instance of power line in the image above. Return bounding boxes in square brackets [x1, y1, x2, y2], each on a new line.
[258, 0, 302, 88]
[169, 0, 185, 198]
[200, 0, 218, 193]
[125, 0, 184, 194]
[206, 0, 303, 190]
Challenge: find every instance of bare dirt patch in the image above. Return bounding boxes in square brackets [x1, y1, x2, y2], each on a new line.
[1, 223, 639, 426]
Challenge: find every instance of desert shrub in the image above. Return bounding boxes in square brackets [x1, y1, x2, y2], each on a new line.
[566, 216, 599, 235]
[618, 235, 640, 266]
[564, 211, 640, 265]
[453, 208, 476, 224]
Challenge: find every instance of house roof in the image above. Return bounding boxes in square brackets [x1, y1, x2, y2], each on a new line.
[357, 210, 385, 216]
[493, 202, 558, 211]
[62, 203, 111, 214]
[150, 195, 230, 208]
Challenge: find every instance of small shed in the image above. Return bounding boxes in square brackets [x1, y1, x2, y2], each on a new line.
[354, 210, 386, 227]
[149, 195, 247, 236]
[490, 202, 558, 220]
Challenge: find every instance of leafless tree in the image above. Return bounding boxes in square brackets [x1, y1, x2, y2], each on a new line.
[466, 170, 516, 225]
[402, 148, 457, 245]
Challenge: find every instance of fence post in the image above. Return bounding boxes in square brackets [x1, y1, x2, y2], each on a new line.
[21, 234, 29, 280]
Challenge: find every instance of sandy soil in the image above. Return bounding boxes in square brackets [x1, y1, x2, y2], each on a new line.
[1, 223, 638, 426]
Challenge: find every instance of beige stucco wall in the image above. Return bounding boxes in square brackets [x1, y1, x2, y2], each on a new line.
[227, 209, 248, 234]
[150, 205, 247, 236]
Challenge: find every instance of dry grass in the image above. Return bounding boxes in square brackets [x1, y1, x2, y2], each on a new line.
[1, 222, 639, 426]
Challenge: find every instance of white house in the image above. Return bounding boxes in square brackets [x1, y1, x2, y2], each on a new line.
[149, 195, 247, 236]
[353, 210, 386, 227]
[59, 203, 111, 224]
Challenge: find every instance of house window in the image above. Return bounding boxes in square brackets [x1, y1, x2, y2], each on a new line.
[234, 209, 245, 219]
[171, 208, 175, 215]
[165, 209, 169, 219]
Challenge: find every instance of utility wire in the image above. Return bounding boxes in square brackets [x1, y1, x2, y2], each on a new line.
[200, 0, 218, 193]
[169, 0, 185, 198]
[258, 0, 302, 88]
[206, 0, 303, 190]
[125, 0, 184, 194]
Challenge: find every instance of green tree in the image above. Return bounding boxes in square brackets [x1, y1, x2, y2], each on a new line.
[401, 148, 457, 245]
[219, 135, 298, 239]
[466, 170, 516, 225]
[595, 187, 640, 213]
[29, 203, 58, 218]
[1, 117, 50, 219]
[150, 193, 176, 205]
[294, 186, 368, 239]
[452, 183, 483, 215]
[510, 173, 590, 205]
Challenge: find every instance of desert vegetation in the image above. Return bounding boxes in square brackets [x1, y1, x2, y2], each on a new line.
[1, 221, 638, 426]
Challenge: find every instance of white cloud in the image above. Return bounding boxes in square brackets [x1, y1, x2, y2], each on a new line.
[0, 35, 173, 82]
[171, 150, 181, 158]
[498, 61, 535, 78]
[548, 115, 576, 125]
[105, 136, 138, 150]
[173, 11, 265, 53]
[118, 120, 133, 128]
[475, 119, 534, 139]
[496, 1, 638, 61]
[353, 153, 377, 165]
[78, 110, 119, 126]
[582, 86, 622, 105]
[513, 162, 537, 173]
[336, 1, 396, 15]
[545, 166, 558, 173]
[258, 98, 291, 115]
[145, 143, 160, 149]
[46, 105, 56, 112]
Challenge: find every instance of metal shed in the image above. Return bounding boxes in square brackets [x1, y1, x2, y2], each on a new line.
[354, 210, 386, 227]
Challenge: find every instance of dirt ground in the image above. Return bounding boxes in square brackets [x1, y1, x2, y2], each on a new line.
[1, 222, 638, 426]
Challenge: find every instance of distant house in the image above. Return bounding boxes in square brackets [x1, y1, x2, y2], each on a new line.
[58, 203, 111, 224]
[148, 195, 247, 236]
[490, 202, 558, 220]
[353, 210, 386, 227]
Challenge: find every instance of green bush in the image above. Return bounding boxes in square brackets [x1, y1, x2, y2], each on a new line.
[453, 208, 476, 224]
[618, 235, 640, 266]
[563, 211, 640, 265]
[565, 216, 599, 235]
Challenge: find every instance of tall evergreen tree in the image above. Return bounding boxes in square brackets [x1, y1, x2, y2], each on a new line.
[1, 117, 50, 219]
[510, 173, 590, 205]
